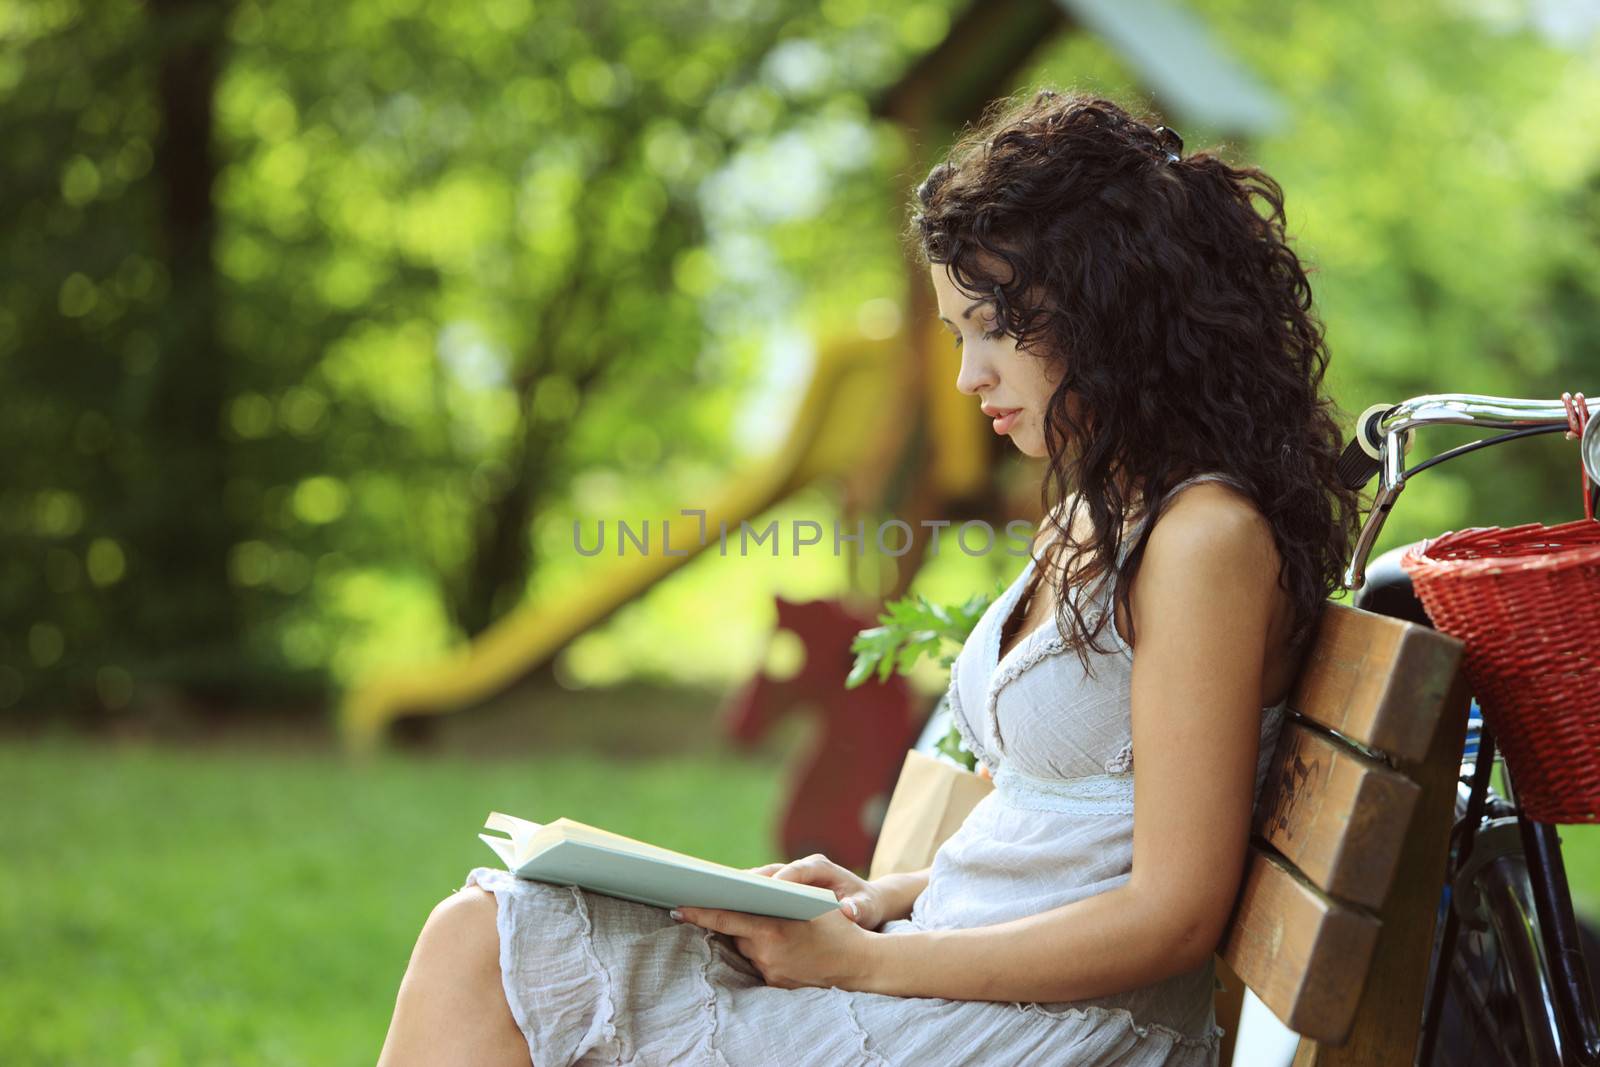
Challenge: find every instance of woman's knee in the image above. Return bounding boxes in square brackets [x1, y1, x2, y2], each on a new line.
[413, 886, 502, 979]
[384, 887, 527, 1067]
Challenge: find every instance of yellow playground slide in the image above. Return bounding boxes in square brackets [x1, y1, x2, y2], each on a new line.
[339, 323, 983, 750]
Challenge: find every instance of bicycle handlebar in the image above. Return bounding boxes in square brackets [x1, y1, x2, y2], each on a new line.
[1343, 392, 1590, 590]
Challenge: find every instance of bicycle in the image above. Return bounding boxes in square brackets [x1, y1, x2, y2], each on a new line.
[1339, 391, 1600, 1066]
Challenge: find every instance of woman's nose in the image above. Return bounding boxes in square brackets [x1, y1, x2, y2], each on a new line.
[954, 346, 997, 397]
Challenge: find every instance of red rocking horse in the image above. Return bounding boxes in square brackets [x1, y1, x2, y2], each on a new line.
[720, 595, 924, 872]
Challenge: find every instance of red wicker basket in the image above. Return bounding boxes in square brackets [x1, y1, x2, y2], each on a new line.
[1400, 518, 1600, 823]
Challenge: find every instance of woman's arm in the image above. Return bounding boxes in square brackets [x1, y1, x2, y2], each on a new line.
[868, 866, 931, 925]
[855, 487, 1284, 1001]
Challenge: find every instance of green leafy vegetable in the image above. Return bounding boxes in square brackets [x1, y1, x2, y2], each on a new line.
[846, 580, 1006, 771]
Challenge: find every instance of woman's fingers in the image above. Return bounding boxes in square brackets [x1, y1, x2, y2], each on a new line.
[743, 855, 883, 927]
[775, 853, 852, 887]
[838, 892, 881, 928]
[774, 859, 812, 882]
[672, 906, 774, 940]
[753, 855, 876, 917]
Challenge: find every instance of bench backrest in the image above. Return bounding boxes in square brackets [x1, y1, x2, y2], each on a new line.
[1216, 601, 1469, 1065]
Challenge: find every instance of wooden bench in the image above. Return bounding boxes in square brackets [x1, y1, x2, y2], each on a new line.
[870, 601, 1470, 1066]
[1214, 601, 1469, 1066]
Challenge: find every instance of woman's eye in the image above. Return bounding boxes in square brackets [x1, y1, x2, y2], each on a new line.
[951, 325, 1004, 350]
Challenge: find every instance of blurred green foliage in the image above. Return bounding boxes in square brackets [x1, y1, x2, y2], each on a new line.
[2, 0, 1597, 720]
[0, 0, 930, 715]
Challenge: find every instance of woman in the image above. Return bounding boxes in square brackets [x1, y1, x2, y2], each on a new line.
[377, 90, 1359, 1067]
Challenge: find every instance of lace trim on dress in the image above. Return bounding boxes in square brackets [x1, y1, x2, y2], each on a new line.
[984, 627, 1068, 756]
[991, 761, 1135, 815]
[946, 658, 995, 773]
[1014, 1001, 1225, 1052]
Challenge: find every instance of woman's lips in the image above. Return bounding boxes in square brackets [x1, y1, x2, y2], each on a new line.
[991, 408, 1022, 434]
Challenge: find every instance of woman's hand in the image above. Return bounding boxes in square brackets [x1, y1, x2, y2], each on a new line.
[744, 853, 887, 930]
[670, 903, 877, 992]
[667, 853, 887, 991]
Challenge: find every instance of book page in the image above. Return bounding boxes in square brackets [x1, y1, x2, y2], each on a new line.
[477, 832, 518, 868]
[484, 811, 556, 867]
[486, 811, 543, 838]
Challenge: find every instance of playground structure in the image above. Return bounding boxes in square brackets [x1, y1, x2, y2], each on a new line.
[338, 321, 984, 750]
[339, 0, 1284, 865]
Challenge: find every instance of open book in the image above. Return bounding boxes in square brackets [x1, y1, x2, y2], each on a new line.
[479, 812, 843, 921]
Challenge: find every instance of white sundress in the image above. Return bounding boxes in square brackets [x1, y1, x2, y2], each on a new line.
[465, 472, 1288, 1066]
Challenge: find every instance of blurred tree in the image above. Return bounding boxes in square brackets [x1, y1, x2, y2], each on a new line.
[1, 0, 1596, 720]
[0, 0, 938, 715]
[0, 0, 254, 712]
[1193, 0, 1600, 544]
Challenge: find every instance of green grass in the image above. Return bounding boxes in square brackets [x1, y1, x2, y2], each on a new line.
[3, 737, 1597, 1066]
[0, 738, 787, 1067]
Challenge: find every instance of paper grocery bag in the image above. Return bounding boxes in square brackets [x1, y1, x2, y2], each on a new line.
[867, 749, 995, 880]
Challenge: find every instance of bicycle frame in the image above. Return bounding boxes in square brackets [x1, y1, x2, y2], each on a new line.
[1342, 391, 1599, 1066]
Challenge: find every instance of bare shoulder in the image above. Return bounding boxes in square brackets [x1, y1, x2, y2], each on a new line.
[1125, 481, 1299, 705]
[1143, 480, 1278, 573]
[1130, 479, 1288, 652]
[1127, 481, 1282, 630]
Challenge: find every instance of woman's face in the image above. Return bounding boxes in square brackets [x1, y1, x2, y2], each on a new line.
[931, 262, 1065, 459]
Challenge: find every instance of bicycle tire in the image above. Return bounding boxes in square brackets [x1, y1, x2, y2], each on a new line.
[1420, 783, 1600, 1066]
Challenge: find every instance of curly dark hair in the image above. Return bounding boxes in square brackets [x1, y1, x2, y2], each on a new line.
[908, 89, 1360, 672]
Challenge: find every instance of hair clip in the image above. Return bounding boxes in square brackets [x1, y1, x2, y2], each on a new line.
[1153, 125, 1183, 164]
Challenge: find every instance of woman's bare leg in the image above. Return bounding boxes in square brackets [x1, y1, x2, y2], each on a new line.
[377, 885, 532, 1067]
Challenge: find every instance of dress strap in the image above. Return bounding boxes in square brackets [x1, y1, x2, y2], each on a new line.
[991, 762, 1135, 815]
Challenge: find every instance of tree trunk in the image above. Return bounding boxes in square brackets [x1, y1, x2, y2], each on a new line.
[128, 0, 241, 697]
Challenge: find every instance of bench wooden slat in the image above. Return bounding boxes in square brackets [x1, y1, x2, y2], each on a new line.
[1219, 846, 1381, 1044]
[1289, 668, 1471, 1065]
[1255, 718, 1422, 910]
[1288, 603, 1462, 763]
